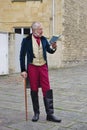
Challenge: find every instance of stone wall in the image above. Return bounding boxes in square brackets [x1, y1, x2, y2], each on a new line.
[8, 33, 15, 73]
[0, 0, 52, 37]
[62, 0, 87, 66]
[47, 0, 63, 68]
[0, 0, 87, 73]
[0, 0, 63, 72]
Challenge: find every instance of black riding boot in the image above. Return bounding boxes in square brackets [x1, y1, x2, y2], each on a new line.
[44, 89, 61, 123]
[31, 91, 40, 122]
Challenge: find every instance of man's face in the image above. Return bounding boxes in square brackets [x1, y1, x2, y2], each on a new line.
[34, 25, 43, 37]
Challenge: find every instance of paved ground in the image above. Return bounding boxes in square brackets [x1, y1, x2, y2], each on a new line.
[0, 63, 87, 130]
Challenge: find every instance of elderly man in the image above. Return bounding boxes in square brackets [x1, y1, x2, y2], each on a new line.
[20, 22, 61, 123]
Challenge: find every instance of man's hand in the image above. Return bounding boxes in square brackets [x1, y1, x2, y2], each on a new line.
[51, 42, 57, 49]
[21, 71, 27, 79]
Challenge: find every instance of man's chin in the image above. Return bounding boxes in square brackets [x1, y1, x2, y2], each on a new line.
[39, 34, 43, 37]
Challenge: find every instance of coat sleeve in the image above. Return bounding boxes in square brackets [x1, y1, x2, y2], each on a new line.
[20, 38, 27, 72]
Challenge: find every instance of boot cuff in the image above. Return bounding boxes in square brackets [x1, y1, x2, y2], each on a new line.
[45, 89, 53, 98]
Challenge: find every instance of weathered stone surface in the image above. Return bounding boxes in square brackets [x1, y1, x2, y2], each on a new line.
[0, 64, 87, 129]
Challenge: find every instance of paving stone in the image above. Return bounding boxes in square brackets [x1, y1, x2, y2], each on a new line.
[0, 64, 87, 129]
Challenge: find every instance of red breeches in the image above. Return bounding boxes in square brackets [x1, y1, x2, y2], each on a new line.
[28, 64, 50, 97]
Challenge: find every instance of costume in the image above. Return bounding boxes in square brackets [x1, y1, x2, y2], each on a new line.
[20, 34, 61, 122]
[20, 34, 55, 72]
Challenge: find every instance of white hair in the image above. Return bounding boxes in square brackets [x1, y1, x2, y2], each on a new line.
[31, 22, 42, 30]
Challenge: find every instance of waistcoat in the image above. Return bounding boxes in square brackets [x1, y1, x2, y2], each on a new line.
[32, 35, 46, 66]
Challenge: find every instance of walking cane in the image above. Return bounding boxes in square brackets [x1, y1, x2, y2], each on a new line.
[23, 78, 28, 121]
